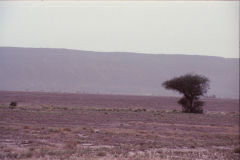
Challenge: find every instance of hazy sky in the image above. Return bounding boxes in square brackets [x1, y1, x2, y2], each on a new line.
[0, 1, 239, 58]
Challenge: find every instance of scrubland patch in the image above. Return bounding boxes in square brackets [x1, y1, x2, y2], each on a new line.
[0, 101, 239, 160]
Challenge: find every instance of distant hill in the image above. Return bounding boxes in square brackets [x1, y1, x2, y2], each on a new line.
[0, 47, 238, 98]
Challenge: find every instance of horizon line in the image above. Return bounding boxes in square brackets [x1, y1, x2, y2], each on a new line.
[1, 46, 238, 59]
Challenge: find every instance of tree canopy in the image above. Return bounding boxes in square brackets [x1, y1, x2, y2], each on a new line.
[162, 74, 209, 113]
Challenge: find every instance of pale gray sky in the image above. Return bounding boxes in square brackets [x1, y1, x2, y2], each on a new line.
[0, 1, 239, 58]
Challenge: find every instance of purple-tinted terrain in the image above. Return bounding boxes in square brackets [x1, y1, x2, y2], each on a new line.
[0, 91, 238, 112]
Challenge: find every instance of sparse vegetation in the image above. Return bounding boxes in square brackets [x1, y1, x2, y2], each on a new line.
[234, 146, 240, 154]
[9, 101, 17, 109]
[0, 92, 238, 160]
[63, 128, 72, 132]
[97, 151, 106, 156]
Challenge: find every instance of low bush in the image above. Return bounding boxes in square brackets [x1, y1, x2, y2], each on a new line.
[97, 151, 106, 156]
[9, 101, 17, 109]
[234, 146, 240, 153]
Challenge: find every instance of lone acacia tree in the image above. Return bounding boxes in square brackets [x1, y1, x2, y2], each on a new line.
[162, 74, 209, 113]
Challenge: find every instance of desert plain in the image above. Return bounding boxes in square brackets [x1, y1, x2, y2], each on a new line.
[0, 91, 239, 160]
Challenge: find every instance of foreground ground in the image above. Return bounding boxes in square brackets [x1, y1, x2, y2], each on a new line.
[0, 91, 239, 160]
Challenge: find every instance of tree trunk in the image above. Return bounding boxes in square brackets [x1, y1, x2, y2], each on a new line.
[186, 97, 194, 113]
[189, 98, 194, 112]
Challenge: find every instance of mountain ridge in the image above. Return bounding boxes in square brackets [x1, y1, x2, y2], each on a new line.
[0, 47, 238, 98]
[0, 46, 235, 59]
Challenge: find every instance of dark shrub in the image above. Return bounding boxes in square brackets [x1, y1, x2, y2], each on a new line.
[9, 101, 17, 109]
[234, 146, 240, 154]
[178, 97, 203, 113]
[97, 152, 106, 157]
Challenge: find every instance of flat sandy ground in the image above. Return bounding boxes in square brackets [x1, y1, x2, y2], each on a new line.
[0, 91, 239, 160]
